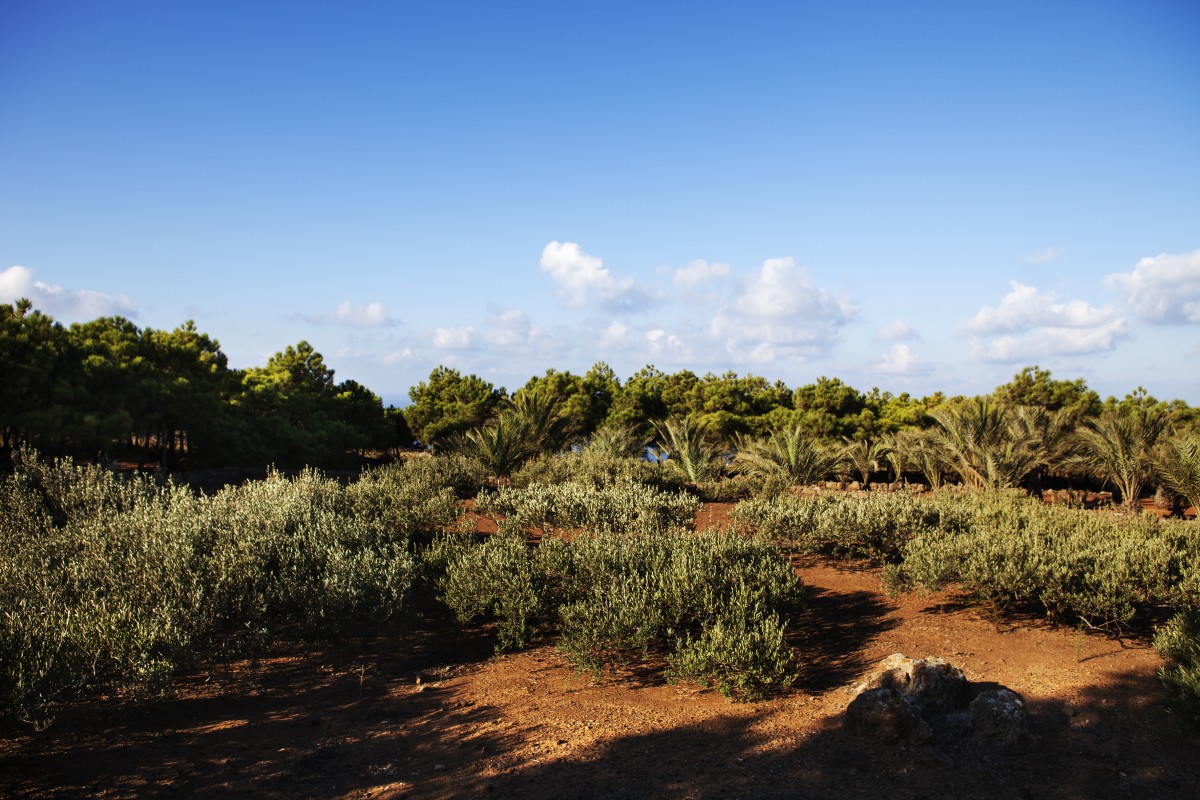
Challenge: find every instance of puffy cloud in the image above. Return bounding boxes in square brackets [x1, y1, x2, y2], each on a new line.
[596, 320, 634, 350]
[484, 308, 532, 346]
[960, 281, 1128, 362]
[0, 265, 136, 319]
[1024, 246, 1066, 264]
[297, 301, 395, 327]
[381, 348, 413, 366]
[731, 257, 858, 321]
[673, 259, 731, 288]
[330, 301, 394, 327]
[710, 257, 858, 364]
[873, 344, 924, 374]
[877, 320, 918, 341]
[1106, 249, 1200, 323]
[646, 327, 689, 359]
[969, 322, 1129, 362]
[432, 326, 474, 349]
[959, 281, 1117, 335]
[540, 241, 646, 310]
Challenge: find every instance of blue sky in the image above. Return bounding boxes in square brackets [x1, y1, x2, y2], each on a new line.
[2, 0, 1198, 407]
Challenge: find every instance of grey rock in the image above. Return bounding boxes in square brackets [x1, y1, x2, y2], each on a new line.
[844, 688, 932, 744]
[970, 689, 1033, 750]
[856, 654, 969, 715]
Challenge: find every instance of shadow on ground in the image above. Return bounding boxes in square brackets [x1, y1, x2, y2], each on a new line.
[789, 585, 900, 692]
[3, 628, 1198, 800]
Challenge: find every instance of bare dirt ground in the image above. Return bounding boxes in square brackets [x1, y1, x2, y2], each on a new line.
[2, 503, 1197, 800]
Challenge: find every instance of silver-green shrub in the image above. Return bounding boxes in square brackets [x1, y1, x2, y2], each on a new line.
[885, 493, 1200, 628]
[437, 527, 802, 700]
[0, 453, 458, 717]
[476, 479, 701, 536]
[731, 490, 943, 563]
[509, 449, 683, 492]
[666, 582, 797, 701]
[1155, 608, 1200, 721]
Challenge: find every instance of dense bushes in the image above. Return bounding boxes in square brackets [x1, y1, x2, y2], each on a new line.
[475, 479, 701, 536]
[1155, 608, 1200, 719]
[438, 528, 801, 700]
[0, 451, 801, 716]
[884, 494, 1199, 629]
[6, 445, 1199, 719]
[734, 489, 1200, 630]
[509, 449, 682, 492]
[0, 452, 460, 717]
[732, 490, 947, 563]
[458, 473, 800, 699]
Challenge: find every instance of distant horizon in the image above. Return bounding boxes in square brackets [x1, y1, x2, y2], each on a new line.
[3, 1, 1197, 404]
[4, 281, 1197, 411]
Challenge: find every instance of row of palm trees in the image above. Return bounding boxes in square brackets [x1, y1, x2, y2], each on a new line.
[722, 398, 1196, 513]
[448, 392, 1200, 514]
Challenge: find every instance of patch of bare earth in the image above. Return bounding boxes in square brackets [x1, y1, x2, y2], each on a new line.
[2, 503, 1197, 799]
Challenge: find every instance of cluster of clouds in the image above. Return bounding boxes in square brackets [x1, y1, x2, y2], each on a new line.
[5, 245, 1198, 388]
[0, 265, 135, 320]
[427, 243, 1198, 381]
[960, 249, 1200, 365]
[533, 244, 863, 369]
[298, 301, 395, 328]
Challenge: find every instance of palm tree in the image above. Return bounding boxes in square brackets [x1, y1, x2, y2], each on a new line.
[839, 437, 892, 488]
[732, 426, 838, 487]
[585, 424, 648, 458]
[887, 428, 950, 490]
[652, 417, 723, 483]
[1155, 433, 1200, 515]
[451, 413, 537, 479]
[1066, 407, 1168, 510]
[507, 389, 572, 454]
[882, 431, 911, 485]
[928, 398, 1043, 490]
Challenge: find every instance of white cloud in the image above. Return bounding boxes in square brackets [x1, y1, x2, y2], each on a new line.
[432, 326, 474, 349]
[596, 320, 634, 350]
[960, 280, 1129, 363]
[381, 348, 413, 366]
[298, 301, 395, 327]
[1106, 249, 1200, 324]
[959, 281, 1117, 335]
[484, 308, 532, 346]
[873, 344, 924, 374]
[731, 257, 858, 320]
[645, 327, 689, 359]
[330, 301, 394, 327]
[0, 265, 136, 319]
[673, 259, 730, 288]
[709, 257, 858, 365]
[878, 320, 918, 341]
[969, 322, 1129, 362]
[539, 241, 646, 310]
[1024, 246, 1066, 264]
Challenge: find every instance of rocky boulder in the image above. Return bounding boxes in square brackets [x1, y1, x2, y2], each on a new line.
[845, 654, 1034, 751]
[844, 687, 932, 744]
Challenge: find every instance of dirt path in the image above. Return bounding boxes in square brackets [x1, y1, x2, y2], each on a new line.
[2, 504, 1197, 799]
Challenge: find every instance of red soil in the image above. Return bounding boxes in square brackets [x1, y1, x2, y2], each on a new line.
[2, 504, 1197, 799]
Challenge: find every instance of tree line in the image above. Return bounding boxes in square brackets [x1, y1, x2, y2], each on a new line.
[0, 299, 406, 468]
[3, 299, 1198, 506]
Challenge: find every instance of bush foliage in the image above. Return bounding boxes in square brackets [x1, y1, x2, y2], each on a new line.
[438, 527, 802, 700]
[0, 451, 459, 717]
[1155, 608, 1200, 719]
